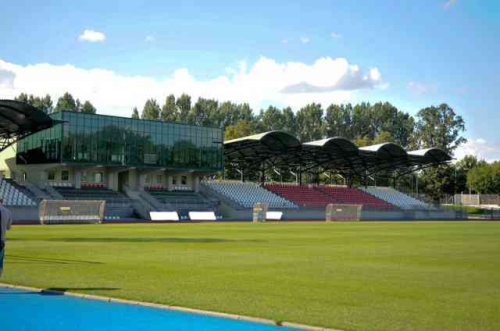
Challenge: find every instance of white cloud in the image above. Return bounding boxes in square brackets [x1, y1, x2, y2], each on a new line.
[78, 29, 106, 42]
[300, 37, 310, 44]
[407, 81, 437, 95]
[281, 38, 290, 44]
[454, 138, 500, 162]
[443, 0, 456, 10]
[0, 56, 383, 115]
[145, 35, 155, 43]
[0, 69, 15, 89]
[331, 32, 341, 38]
[281, 59, 382, 93]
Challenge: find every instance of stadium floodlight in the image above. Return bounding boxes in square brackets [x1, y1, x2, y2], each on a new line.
[325, 204, 363, 222]
[39, 200, 105, 224]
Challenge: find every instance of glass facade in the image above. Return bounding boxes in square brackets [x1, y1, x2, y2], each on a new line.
[16, 111, 224, 171]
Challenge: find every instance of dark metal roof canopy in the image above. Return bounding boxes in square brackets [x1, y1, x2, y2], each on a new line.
[224, 131, 452, 178]
[0, 100, 58, 152]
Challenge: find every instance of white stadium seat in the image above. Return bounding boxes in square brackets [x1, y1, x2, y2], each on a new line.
[203, 181, 298, 209]
[360, 186, 429, 210]
[0, 178, 37, 206]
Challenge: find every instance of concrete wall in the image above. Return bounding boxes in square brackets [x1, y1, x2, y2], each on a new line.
[218, 200, 461, 221]
[9, 206, 40, 223]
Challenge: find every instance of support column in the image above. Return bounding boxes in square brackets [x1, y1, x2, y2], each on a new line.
[138, 173, 146, 191]
[107, 170, 119, 191]
[74, 169, 82, 189]
[167, 175, 173, 191]
[194, 176, 200, 193]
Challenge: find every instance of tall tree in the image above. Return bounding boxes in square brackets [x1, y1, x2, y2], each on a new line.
[14, 93, 53, 113]
[260, 106, 284, 132]
[141, 99, 161, 120]
[81, 101, 97, 114]
[414, 103, 466, 154]
[224, 120, 254, 141]
[296, 103, 324, 141]
[415, 104, 467, 200]
[55, 92, 77, 112]
[190, 98, 218, 126]
[14, 93, 29, 104]
[161, 94, 177, 122]
[281, 107, 297, 135]
[454, 155, 486, 193]
[325, 104, 353, 138]
[175, 93, 191, 122]
[467, 161, 500, 194]
[131, 107, 140, 119]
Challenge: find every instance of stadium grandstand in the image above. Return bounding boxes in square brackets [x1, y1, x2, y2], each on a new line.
[0, 100, 462, 222]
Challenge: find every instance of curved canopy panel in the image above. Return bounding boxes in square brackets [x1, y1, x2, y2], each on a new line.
[304, 137, 358, 153]
[225, 131, 300, 151]
[224, 131, 451, 177]
[408, 148, 452, 163]
[359, 143, 407, 158]
[0, 100, 58, 152]
[224, 131, 302, 168]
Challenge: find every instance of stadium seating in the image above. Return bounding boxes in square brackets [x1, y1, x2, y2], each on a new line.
[264, 184, 335, 208]
[0, 178, 37, 206]
[203, 181, 298, 209]
[360, 186, 429, 210]
[315, 186, 394, 210]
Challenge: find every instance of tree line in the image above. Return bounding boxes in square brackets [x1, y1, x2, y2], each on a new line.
[15, 91, 485, 200]
[14, 92, 97, 114]
[134, 94, 465, 154]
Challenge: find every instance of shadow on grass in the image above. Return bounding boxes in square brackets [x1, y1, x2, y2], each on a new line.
[44, 287, 120, 294]
[7, 255, 103, 265]
[44, 237, 263, 244]
[0, 287, 119, 296]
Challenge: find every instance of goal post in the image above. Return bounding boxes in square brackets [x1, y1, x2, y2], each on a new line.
[39, 200, 106, 225]
[253, 202, 269, 222]
[326, 204, 363, 222]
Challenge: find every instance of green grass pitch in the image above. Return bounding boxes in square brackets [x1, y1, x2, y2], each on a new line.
[2, 221, 500, 331]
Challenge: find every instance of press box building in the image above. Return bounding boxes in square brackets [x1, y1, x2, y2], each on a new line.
[0, 111, 224, 192]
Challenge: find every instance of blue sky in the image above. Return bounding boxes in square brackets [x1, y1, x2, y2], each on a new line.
[0, 0, 499, 159]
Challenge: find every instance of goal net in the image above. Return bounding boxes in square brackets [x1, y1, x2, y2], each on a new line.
[326, 204, 362, 222]
[39, 200, 106, 225]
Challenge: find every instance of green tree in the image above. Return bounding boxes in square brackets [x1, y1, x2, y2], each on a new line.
[281, 107, 297, 135]
[176, 93, 191, 122]
[14, 93, 54, 113]
[190, 98, 218, 126]
[467, 161, 500, 194]
[260, 106, 284, 131]
[81, 101, 97, 114]
[372, 130, 393, 145]
[224, 120, 254, 141]
[14, 93, 29, 103]
[55, 92, 77, 112]
[141, 99, 161, 120]
[296, 103, 324, 141]
[414, 103, 466, 154]
[161, 94, 177, 122]
[131, 107, 140, 119]
[453, 155, 486, 193]
[414, 104, 466, 200]
[325, 104, 353, 138]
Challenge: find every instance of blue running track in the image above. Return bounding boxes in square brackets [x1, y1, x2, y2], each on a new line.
[0, 287, 298, 331]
